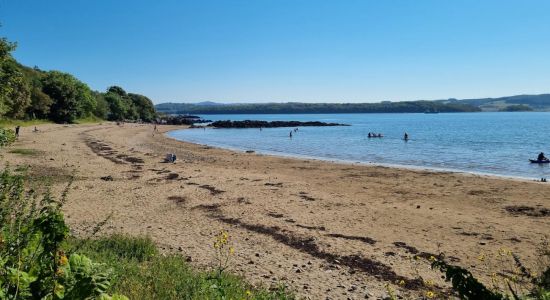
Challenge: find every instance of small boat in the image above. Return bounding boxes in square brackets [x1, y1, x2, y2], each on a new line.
[530, 159, 550, 164]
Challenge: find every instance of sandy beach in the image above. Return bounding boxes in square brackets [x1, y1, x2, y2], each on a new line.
[3, 123, 549, 299]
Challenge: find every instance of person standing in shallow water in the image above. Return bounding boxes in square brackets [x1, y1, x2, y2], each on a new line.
[289, 131, 293, 138]
[404, 132, 409, 140]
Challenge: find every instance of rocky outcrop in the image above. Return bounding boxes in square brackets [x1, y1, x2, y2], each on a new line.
[208, 120, 349, 128]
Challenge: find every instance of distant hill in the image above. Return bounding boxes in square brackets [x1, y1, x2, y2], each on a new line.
[155, 93, 550, 115]
[446, 94, 550, 111]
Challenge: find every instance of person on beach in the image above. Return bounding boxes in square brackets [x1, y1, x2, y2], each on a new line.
[289, 131, 293, 138]
[15, 126, 20, 138]
[368, 132, 372, 138]
[404, 132, 409, 140]
[538, 152, 548, 161]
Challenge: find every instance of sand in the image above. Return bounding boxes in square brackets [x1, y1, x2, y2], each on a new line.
[3, 123, 549, 299]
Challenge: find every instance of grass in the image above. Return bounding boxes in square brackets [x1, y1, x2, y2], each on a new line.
[8, 148, 41, 155]
[67, 234, 293, 300]
[0, 116, 105, 127]
[0, 118, 53, 127]
[74, 116, 105, 124]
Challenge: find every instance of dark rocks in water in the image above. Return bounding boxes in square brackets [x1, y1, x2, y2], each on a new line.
[209, 120, 349, 128]
[161, 115, 211, 125]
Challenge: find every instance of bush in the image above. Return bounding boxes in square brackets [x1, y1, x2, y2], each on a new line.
[0, 168, 126, 299]
[0, 127, 15, 148]
[70, 234, 293, 299]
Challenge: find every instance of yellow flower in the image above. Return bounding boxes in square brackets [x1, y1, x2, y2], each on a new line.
[398, 280, 405, 286]
[245, 290, 252, 296]
[477, 253, 485, 261]
[59, 255, 68, 266]
[229, 247, 235, 255]
[426, 291, 435, 298]
[424, 280, 434, 286]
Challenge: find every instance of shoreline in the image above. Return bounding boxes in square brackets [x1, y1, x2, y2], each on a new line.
[165, 128, 543, 183]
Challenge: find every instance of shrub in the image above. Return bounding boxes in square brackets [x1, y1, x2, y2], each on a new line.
[0, 168, 126, 299]
[0, 127, 15, 148]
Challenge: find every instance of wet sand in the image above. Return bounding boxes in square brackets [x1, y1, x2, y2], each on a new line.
[3, 123, 549, 299]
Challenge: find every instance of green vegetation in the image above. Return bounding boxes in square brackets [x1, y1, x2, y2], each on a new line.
[0, 166, 293, 299]
[155, 101, 481, 115]
[8, 148, 41, 155]
[429, 253, 550, 299]
[0, 169, 127, 299]
[0, 34, 157, 124]
[0, 119, 52, 127]
[157, 94, 550, 115]
[0, 127, 15, 147]
[69, 234, 291, 299]
[499, 104, 534, 112]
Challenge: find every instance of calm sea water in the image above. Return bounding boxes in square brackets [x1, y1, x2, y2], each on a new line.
[167, 112, 550, 179]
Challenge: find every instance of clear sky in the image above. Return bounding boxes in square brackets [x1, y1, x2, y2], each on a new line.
[1, 0, 550, 104]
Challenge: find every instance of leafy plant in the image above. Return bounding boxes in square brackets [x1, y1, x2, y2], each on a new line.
[0, 168, 126, 299]
[0, 127, 15, 148]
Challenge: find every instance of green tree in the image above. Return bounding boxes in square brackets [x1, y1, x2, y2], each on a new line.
[104, 92, 128, 121]
[28, 87, 53, 119]
[41, 71, 95, 123]
[0, 60, 31, 118]
[128, 93, 156, 122]
[0, 37, 31, 118]
[93, 91, 109, 119]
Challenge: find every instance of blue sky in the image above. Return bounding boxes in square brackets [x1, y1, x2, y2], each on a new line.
[1, 0, 550, 104]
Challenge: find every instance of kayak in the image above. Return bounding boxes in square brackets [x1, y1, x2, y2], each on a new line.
[530, 159, 550, 164]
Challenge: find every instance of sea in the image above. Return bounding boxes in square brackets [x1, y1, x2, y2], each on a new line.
[166, 112, 550, 179]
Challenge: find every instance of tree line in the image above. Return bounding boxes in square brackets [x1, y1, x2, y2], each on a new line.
[0, 35, 156, 123]
[155, 101, 481, 115]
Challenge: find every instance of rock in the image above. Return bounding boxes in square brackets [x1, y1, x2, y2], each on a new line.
[100, 175, 114, 181]
[209, 120, 350, 128]
[185, 256, 192, 262]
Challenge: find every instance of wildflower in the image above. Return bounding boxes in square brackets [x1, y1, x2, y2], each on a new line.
[429, 255, 436, 262]
[245, 290, 251, 296]
[426, 291, 435, 298]
[229, 247, 235, 255]
[59, 255, 68, 266]
[56, 268, 64, 276]
[398, 280, 405, 286]
[424, 279, 434, 286]
[477, 253, 485, 261]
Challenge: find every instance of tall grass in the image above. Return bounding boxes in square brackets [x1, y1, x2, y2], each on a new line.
[69, 234, 292, 299]
[0, 119, 53, 127]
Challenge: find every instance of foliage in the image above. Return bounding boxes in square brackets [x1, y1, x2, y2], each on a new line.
[0, 168, 126, 299]
[430, 249, 550, 300]
[155, 100, 482, 115]
[0, 61, 31, 118]
[29, 87, 54, 119]
[0, 34, 158, 124]
[41, 71, 95, 123]
[0, 127, 15, 148]
[70, 234, 293, 300]
[8, 148, 40, 156]
[499, 104, 533, 112]
[103, 87, 155, 121]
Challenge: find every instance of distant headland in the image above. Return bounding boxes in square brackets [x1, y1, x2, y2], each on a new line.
[156, 94, 550, 115]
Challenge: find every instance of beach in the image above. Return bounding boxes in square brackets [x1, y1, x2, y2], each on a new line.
[4, 123, 550, 299]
